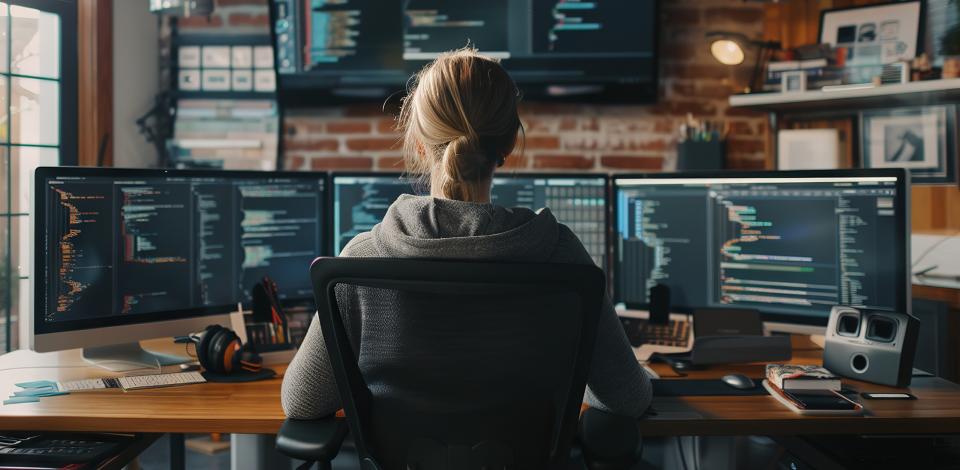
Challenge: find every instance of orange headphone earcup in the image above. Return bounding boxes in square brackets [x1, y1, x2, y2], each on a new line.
[221, 338, 241, 373]
[237, 347, 263, 373]
[197, 325, 223, 372]
[208, 328, 238, 374]
[198, 325, 257, 375]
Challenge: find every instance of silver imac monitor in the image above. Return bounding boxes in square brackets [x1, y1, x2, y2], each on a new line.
[612, 169, 910, 334]
[32, 167, 327, 370]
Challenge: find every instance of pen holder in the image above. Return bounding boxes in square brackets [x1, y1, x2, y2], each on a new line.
[678, 140, 726, 171]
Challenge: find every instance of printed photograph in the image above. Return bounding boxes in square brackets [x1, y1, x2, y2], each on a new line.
[862, 105, 957, 184]
[883, 123, 925, 163]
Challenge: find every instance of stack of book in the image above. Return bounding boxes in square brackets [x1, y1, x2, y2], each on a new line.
[766, 364, 842, 392]
[764, 364, 863, 415]
[763, 58, 845, 92]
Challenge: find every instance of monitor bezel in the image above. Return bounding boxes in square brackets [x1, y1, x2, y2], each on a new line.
[328, 171, 612, 269]
[610, 168, 911, 327]
[33, 166, 330, 336]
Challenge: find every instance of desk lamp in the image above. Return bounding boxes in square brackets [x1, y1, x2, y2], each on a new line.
[706, 31, 781, 93]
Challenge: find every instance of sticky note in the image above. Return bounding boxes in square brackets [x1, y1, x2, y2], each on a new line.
[15, 380, 56, 388]
[3, 396, 40, 405]
[13, 389, 66, 398]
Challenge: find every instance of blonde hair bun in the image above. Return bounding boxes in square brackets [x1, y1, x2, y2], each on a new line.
[398, 47, 524, 202]
[441, 135, 490, 200]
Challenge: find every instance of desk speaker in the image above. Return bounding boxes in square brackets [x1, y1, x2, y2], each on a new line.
[823, 306, 920, 387]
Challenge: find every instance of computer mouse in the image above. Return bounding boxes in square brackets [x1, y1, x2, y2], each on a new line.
[721, 374, 756, 390]
[671, 359, 693, 372]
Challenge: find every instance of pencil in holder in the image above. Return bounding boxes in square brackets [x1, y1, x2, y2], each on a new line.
[678, 140, 726, 171]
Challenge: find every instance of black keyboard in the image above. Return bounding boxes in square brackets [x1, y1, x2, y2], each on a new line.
[620, 317, 691, 348]
[0, 436, 120, 466]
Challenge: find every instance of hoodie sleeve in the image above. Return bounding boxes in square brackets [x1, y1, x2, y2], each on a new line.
[552, 226, 653, 418]
[281, 235, 372, 419]
[281, 311, 341, 419]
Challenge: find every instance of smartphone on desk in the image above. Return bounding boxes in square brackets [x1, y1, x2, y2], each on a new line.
[783, 389, 860, 411]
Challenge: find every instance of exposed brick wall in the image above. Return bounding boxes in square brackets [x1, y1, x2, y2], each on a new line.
[181, 0, 769, 172]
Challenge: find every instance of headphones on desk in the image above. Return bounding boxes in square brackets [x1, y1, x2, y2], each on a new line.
[195, 325, 263, 375]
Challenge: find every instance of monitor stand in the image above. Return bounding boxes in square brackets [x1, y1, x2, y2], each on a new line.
[82, 342, 191, 372]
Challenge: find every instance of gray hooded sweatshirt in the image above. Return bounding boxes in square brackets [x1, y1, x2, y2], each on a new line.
[281, 194, 653, 419]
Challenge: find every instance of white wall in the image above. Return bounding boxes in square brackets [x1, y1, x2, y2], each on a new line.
[112, 1, 160, 168]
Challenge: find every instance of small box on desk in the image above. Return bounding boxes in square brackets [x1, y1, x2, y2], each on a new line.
[677, 140, 725, 171]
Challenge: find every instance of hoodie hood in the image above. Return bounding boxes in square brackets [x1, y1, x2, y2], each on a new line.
[371, 194, 560, 261]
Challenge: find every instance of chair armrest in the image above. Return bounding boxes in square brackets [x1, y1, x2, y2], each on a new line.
[578, 408, 643, 470]
[275, 416, 349, 463]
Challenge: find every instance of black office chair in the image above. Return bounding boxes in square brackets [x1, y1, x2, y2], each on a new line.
[275, 257, 634, 470]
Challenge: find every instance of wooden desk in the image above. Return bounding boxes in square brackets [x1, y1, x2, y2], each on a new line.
[641, 336, 960, 436]
[1, 336, 959, 438]
[0, 339, 287, 434]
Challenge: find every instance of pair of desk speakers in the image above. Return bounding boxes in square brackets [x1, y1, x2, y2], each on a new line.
[824, 306, 920, 388]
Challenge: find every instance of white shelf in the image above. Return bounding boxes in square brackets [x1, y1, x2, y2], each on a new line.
[728, 79, 960, 113]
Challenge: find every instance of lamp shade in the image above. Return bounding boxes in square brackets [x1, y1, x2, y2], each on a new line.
[710, 39, 745, 65]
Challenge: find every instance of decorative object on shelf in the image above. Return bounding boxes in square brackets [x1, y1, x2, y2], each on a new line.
[879, 61, 910, 84]
[909, 53, 936, 81]
[944, 57, 960, 79]
[819, 1, 923, 85]
[705, 31, 781, 93]
[764, 49, 846, 93]
[793, 43, 838, 61]
[175, 35, 276, 96]
[781, 70, 807, 93]
[860, 105, 958, 185]
[937, 0, 960, 74]
[777, 129, 840, 170]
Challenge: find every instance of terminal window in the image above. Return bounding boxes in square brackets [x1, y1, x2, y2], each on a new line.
[42, 176, 325, 324]
[615, 177, 901, 319]
[286, 0, 657, 85]
[333, 176, 607, 268]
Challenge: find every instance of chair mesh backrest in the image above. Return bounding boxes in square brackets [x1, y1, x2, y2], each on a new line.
[310, 258, 605, 470]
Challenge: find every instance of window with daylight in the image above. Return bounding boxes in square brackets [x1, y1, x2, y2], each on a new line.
[0, 0, 77, 352]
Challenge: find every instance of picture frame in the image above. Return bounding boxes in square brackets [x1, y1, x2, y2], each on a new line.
[819, 1, 923, 84]
[860, 105, 958, 185]
[778, 129, 841, 170]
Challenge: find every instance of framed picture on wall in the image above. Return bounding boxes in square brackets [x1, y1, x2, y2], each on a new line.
[819, 1, 923, 84]
[860, 105, 958, 185]
[778, 129, 841, 170]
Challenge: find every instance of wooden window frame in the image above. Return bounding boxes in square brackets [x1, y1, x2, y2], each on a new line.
[78, 0, 112, 167]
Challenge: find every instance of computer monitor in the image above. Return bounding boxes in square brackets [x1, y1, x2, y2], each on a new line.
[613, 169, 910, 331]
[331, 173, 426, 256]
[272, 0, 659, 102]
[331, 172, 609, 268]
[32, 167, 327, 369]
[492, 174, 608, 269]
